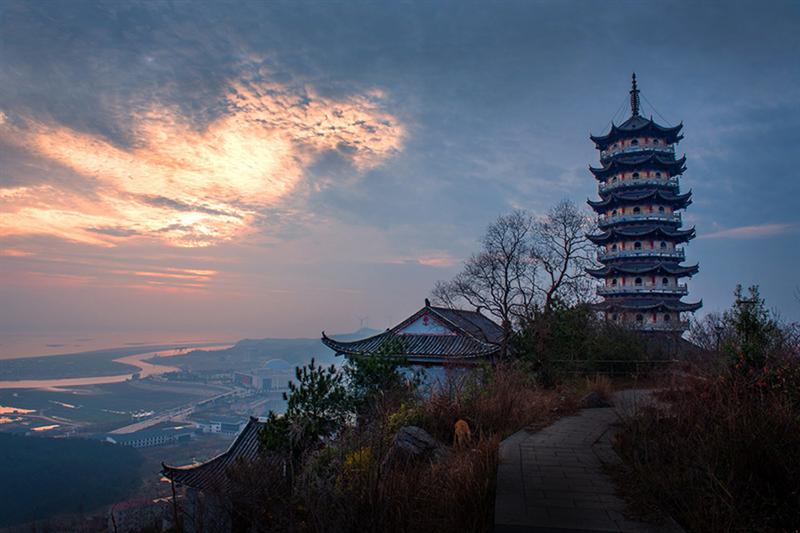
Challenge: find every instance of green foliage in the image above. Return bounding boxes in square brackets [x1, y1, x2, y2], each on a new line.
[343, 336, 414, 414]
[0, 434, 142, 527]
[258, 410, 292, 454]
[259, 358, 350, 457]
[514, 302, 646, 381]
[724, 285, 784, 369]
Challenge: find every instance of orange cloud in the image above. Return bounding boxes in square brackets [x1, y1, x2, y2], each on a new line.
[0, 73, 405, 249]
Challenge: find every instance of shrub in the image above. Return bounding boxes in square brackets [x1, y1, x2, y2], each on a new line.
[615, 286, 800, 532]
[615, 371, 800, 531]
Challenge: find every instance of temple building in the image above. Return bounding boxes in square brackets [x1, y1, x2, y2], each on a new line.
[587, 74, 701, 331]
[322, 299, 504, 365]
[162, 417, 266, 532]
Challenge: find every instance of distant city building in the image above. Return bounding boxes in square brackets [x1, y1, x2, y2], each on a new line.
[233, 358, 294, 391]
[321, 300, 504, 365]
[101, 424, 195, 448]
[190, 415, 247, 435]
[587, 74, 702, 331]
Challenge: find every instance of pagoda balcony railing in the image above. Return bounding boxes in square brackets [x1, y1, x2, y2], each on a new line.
[638, 320, 690, 332]
[599, 177, 679, 192]
[597, 284, 688, 296]
[598, 212, 681, 227]
[600, 144, 675, 160]
[598, 248, 685, 261]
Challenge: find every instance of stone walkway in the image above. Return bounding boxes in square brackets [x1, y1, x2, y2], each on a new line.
[494, 390, 682, 532]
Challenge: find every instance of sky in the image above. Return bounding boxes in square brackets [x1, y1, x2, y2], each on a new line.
[1, 0, 799, 351]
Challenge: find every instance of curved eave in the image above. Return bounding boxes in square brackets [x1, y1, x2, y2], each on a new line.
[321, 331, 499, 359]
[588, 189, 693, 211]
[162, 416, 262, 490]
[588, 226, 696, 244]
[590, 118, 684, 150]
[586, 263, 699, 278]
[592, 299, 703, 312]
[590, 154, 687, 180]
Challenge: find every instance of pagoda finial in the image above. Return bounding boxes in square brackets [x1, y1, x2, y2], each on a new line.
[630, 72, 640, 116]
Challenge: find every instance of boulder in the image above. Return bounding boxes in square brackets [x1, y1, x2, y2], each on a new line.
[582, 391, 612, 408]
[382, 426, 448, 469]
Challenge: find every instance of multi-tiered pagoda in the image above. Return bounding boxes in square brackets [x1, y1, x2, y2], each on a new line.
[587, 74, 701, 332]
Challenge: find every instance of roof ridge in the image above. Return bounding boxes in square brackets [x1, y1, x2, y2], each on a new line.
[162, 418, 258, 474]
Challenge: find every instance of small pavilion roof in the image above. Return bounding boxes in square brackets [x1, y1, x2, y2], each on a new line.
[590, 115, 684, 150]
[588, 189, 692, 211]
[592, 298, 703, 313]
[321, 302, 503, 362]
[162, 417, 263, 492]
[590, 153, 686, 180]
[588, 226, 696, 245]
[586, 262, 699, 278]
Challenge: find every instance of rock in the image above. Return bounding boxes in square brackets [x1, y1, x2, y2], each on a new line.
[382, 426, 448, 469]
[582, 391, 612, 408]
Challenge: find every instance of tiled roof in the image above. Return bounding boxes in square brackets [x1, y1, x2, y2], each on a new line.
[162, 417, 263, 492]
[589, 153, 686, 180]
[586, 262, 699, 278]
[428, 306, 505, 344]
[321, 304, 503, 360]
[588, 226, 696, 245]
[590, 116, 683, 149]
[588, 189, 692, 210]
[592, 298, 703, 312]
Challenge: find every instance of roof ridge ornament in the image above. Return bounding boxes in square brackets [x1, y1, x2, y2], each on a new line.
[630, 72, 640, 116]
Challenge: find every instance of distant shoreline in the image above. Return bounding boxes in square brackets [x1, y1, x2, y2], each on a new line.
[0, 342, 233, 384]
[0, 343, 233, 389]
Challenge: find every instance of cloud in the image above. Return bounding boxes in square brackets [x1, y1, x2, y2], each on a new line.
[0, 68, 405, 248]
[701, 223, 796, 239]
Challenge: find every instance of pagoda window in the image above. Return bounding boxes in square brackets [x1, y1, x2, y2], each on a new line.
[664, 314, 671, 322]
[655, 171, 662, 177]
[660, 241, 667, 249]
[631, 139, 639, 146]
[635, 277, 643, 286]
[658, 206, 665, 213]
[612, 278, 618, 286]
[611, 244, 618, 251]
[612, 314, 619, 321]
[632, 172, 640, 179]
[633, 207, 641, 214]
[662, 277, 669, 285]
[635, 314, 644, 323]
[612, 209, 618, 216]
[634, 241, 642, 250]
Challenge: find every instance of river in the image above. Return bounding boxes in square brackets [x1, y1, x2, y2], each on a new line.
[0, 345, 231, 390]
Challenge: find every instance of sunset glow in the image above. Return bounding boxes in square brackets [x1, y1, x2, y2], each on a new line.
[0, 72, 404, 248]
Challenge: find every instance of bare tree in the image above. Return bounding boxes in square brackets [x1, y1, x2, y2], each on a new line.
[432, 210, 536, 355]
[531, 199, 595, 313]
[431, 200, 595, 355]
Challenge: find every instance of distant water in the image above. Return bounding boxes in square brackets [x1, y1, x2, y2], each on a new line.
[0, 332, 233, 360]
[0, 345, 232, 389]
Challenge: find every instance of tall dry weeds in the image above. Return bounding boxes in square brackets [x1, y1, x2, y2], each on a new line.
[614, 370, 800, 532]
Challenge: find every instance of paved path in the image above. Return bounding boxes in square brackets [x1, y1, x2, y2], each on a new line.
[494, 390, 682, 532]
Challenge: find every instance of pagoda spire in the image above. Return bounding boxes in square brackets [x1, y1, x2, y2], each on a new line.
[630, 72, 640, 116]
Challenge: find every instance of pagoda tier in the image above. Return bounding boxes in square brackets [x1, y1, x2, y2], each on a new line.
[586, 262, 699, 278]
[588, 226, 696, 246]
[590, 153, 686, 180]
[588, 189, 693, 211]
[591, 116, 683, 151]
[586, 74, 701, 332]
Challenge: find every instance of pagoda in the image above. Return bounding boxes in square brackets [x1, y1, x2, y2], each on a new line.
[586, 74, 701, 331]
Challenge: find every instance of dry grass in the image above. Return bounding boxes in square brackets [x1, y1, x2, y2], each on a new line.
[584, 373, 613, 402]
[613, 369, 800, 532]
[294, 362, 578, 533]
